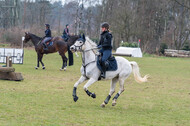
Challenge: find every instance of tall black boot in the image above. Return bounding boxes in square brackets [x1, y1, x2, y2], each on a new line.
[43, 43, 48, 50]
[101, 62, 107, 78]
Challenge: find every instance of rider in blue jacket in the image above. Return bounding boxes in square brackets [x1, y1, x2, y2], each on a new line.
[98, 22, 112, 78]
[43, 24, 52, 50]
[62, 24, 70, 42]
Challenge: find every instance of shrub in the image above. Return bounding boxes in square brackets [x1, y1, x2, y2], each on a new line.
[120, 42, 138, 48]
[182, 42, 190, 51]
[159, 43, 168, 55]
[0, 28, 24, 47]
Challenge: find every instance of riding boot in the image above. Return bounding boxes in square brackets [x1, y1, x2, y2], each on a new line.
[43, 43, 48, 50]
[101, 62, 107, 78]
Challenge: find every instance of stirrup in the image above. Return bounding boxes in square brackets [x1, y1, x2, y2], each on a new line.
[101, 73, 106, 78]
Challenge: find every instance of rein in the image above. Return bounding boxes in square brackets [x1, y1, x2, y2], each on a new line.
[79, 43, 98, 77]
[37, 38, 44, 45]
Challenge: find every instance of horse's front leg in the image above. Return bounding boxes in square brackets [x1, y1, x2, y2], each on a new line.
[39, 54, 45, 69]
[73, 76, 87, 102]
[35, 53, 40, 69]
[83, 78, 97, 99]
[60, 55, 67, 71]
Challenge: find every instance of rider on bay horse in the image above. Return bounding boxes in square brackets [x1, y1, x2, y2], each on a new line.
[98, 22, 113, 78]
[42, 24, 52, 50]
[62, 24, 74, 66]
[62, 24, 70, 42]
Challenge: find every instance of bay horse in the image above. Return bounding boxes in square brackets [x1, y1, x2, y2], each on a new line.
[23, 32, 80, 70]
[70, 35, 149, 107]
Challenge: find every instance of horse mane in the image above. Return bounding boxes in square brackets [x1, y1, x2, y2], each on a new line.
[29, 32, 42, 40]
[86, 37, 97, 48]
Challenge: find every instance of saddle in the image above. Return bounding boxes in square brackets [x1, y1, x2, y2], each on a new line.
[97, 55, 118, 72]
[62, 35, 69, 42]
[41, 38, 53, 47]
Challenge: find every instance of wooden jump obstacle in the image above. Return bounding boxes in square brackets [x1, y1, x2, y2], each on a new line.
[164, 49, 190, 58]
[0, 56, 23, 81]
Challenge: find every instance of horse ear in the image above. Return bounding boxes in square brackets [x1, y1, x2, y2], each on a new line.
[25, 32, 27, 35]
[82, 34, 86, 41]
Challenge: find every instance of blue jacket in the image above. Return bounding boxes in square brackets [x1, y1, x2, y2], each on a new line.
[45, 29, 51, 37]
[63, 28, 69, 35]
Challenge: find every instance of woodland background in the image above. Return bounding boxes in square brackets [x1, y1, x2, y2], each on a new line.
[0, 0, 190, 53]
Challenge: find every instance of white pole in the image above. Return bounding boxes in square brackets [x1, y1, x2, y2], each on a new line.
[22, 37, 25, 49]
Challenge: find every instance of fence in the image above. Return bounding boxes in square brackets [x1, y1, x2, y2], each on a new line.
[0, 48, 24, 64]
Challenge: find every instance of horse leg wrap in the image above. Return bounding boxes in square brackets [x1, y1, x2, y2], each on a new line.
[73, 87, 78, 102]
[85, 90, 92, 96]
[113, 93, 120, 100]
[73, 87, 77, 96]
[104, 95, 111, 104]
[85, 90, 96, 98]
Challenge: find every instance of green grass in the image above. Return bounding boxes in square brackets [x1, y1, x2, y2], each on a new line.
[0, 49, 190, 126]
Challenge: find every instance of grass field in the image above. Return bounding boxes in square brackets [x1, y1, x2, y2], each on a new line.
[0, 49, 190, 126]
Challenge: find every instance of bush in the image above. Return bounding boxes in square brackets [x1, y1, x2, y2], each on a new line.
[0, 26, 44, 47]
[159, 43, 168, 55]
[0, 28, 24, 47]
[182, 42, 190, 51]
[120, 42, 138, 48]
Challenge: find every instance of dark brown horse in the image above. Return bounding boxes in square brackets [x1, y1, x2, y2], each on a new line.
[23, 32, 80, 70]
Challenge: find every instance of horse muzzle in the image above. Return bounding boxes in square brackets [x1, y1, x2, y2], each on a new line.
[70, 46, 76, 52]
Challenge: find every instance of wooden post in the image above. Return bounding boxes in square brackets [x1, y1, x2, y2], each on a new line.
[0, 56, 23, 81]
[6, 56, 10, 67]
[6, 56, 12, 67]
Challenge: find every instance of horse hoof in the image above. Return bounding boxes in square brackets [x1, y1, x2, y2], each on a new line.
[64, 67, 67, 71]
[112, 99, 117, 106]
[60, 68, 63, 71]
[73, 96, 78, 102]
[91, 93, 96, 98]
[35, 67, 38, 70]
[42, 66, 45, 70]
[100, 102, 106, 108]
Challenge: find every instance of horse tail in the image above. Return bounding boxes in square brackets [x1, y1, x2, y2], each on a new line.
[130, 61, 149, 83]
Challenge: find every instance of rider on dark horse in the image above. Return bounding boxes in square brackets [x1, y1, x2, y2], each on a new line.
[98, 22, 113, 78]
[62, 24, 73, 66]
[62, 24, 70, 42]
[42, 24, 52, 50]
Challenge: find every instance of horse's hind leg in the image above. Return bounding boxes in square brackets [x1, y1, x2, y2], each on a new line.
[112, 78, 126, 106]
[36, 53, 45, 69]
[101, 77, 118, 108]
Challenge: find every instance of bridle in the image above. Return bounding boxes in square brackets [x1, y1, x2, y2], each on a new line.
[72, 38, 85, 52]
[73, 38, 98, 77]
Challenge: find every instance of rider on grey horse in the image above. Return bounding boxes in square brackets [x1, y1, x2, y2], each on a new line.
[43, 24, 52, 50]
[98, 22, 113, 78]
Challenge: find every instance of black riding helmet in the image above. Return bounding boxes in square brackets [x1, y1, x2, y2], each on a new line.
[45, 24, 50, 28]
[101, 22, 109, 29]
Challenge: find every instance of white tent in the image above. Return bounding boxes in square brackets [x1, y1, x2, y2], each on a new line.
[115, 47, 142, 57]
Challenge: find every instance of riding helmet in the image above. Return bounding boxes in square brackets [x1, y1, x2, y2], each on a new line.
[45, 24, 50, 28]
[101, 22, 109, 29]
